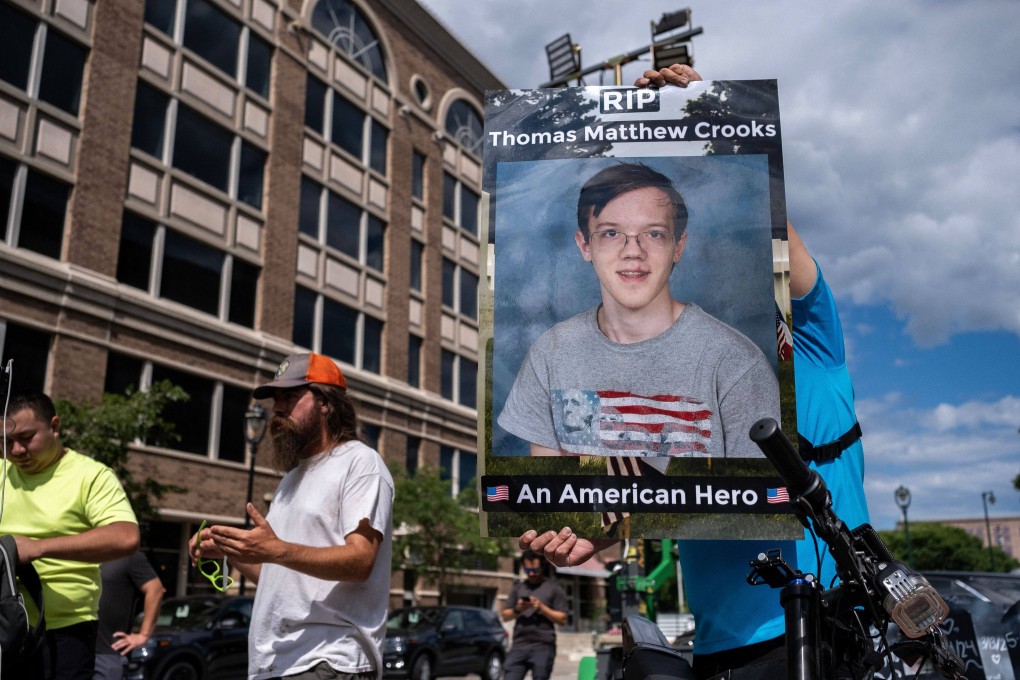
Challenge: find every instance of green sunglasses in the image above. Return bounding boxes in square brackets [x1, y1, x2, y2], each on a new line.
[194, 520, 235, 593]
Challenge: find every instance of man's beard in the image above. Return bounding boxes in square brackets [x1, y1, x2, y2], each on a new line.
[270, 416, 321, 472]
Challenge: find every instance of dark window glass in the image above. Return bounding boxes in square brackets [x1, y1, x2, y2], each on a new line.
[321, 298, 357, 365]
[38, 30, 87, 115]
[0, 4, 35, 91]
[0, 322, 50, 394]
[360, 423, 379, 450]
[459, 451, 477, 493]
[406, 436, 420, 475]
[363, 315, 382, 374]
[409, 240, 423, 292]
[144, 0, 176, 35]
[0, 156, 16, 242]
[173, 105, 232, 192]
[369, 119, 387, 174]
[331, 96, 363, 159]
[440, 350, 454, 400]
[407, 335, 421, 388]
[460, 187, 479, 235]
[104, 352, 144, 395]
[293, 286, 316, 349]
[228, 258, 258, 327]
[304, 75, 326, 133]
[245, 32, 272, 98]
[218, 384, 249, 462]
[442, 174, 456, 221]
[439, 445, 453, 482]
[116, 212, 156, 290]
[183, 0, 240, 77]
[459, 358, 477, 409]
[309, 1, 387, 82]
[445, 100, 483, 156]
[365, 215, 384, 272]
[460, 270, 478, 320]
[131, 81, 169, 157]
[237, 142, 265, 209]
[19, 170, 69, 259]
[299, 178, 321, 238]
[326, 192, 359, 257]
[442, 259, 455, 309]
[151, 364, 212, 456]
[161, 230, 222, 315]
[411, 152, 425, 200]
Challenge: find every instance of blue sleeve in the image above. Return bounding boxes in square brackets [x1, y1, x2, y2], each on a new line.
[791, 261, 846, 371]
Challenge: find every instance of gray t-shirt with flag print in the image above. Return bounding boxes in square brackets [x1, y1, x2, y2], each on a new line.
[498, 304, 779, 458]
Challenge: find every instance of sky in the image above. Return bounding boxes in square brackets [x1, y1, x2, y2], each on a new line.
[418, 0, 1020, 532]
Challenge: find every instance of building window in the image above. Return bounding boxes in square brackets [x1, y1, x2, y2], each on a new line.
[409, 240, 423, 292]
[444, 99, 483, 156]
[406, 436, 420, 475]
[441, 350, 476, 409]
[173, 0, 273, 97]
[0, 320, 51, 394]
[407, 335, 422, 388]
[1, 164, 70, 260]
[443, 173, 480, 237]
[129, 95, 267, 209]
[143, 0, 176, 36]
[0, 6, 88, 117]
[440, 445, 477, 496]
[442, 258, 478, 321]
[310, 0, 388, 82]
[309, 87, 388, 176]
[116, 212, 259, 327]
[105, 351, 248, 462]
[411, 152, 425, 200]
[301, 179, 386, 272]
[293, 286, 383, 375]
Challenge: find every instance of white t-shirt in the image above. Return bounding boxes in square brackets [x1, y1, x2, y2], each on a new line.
[248, 440, 394, 680]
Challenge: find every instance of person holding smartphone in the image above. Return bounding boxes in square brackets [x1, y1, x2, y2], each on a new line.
[501, 551, 569, 680]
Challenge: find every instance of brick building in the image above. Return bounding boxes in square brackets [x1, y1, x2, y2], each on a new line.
[0, 0, 609, 625]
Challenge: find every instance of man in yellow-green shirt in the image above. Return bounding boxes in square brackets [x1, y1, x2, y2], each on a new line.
[1, 390, 139, 680]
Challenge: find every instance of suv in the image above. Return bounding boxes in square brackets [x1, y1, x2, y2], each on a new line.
[383, 605, 508, 680]
[125, 595, 253, 680]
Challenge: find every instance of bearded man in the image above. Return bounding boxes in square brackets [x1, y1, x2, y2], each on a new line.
[190, 353, 393, 680]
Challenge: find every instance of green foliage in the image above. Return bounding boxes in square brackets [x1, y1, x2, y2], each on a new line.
[878, 523, 1019, 573]
[391, 464, 513, 603]
[56, 381, 189, 521]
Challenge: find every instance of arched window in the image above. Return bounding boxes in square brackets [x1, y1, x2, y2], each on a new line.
[310, 0, 387, 82]
[444, 99, 483, 156]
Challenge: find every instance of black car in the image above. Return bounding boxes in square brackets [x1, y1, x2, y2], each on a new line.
[383, 605, 508, 680]
[125, 595, 254, 680]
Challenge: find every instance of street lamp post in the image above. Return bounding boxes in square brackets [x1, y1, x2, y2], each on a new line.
[981, 491, 996, 571]
[240, 404, 268, 595]
[894, 485, 913, 567]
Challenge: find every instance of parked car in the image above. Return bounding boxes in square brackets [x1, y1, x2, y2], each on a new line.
[125, 595, 253, 680]
[383, 605, 508, 680]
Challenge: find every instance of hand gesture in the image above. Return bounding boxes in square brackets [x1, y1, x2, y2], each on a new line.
[188, 522, 224, 564]
[209, 503, 284, 565]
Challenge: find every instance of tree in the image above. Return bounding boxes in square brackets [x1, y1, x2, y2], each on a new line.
[391, 465, 513, 604]
[879, 523, 1019, 572]
[56, 381, 188, 521]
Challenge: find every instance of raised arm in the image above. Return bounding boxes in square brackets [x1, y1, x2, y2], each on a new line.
[787, 222, 818, 298]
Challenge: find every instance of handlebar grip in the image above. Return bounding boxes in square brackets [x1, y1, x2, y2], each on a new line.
[749, 418, 814, 493]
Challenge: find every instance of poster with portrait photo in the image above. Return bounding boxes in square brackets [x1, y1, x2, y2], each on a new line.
[478, 82, 801, 540]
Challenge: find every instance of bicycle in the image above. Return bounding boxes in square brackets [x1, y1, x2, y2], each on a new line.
[617, 418, 965, 680]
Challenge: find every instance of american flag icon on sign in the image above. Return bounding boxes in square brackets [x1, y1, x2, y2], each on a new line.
[767, 487, 790, 504]
[486, 485, 509, 502]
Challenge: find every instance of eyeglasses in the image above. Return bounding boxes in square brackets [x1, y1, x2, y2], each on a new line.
[589, 228, 675, 251]
[194, 520, 235, 593]
[523, 567, 541, 575]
